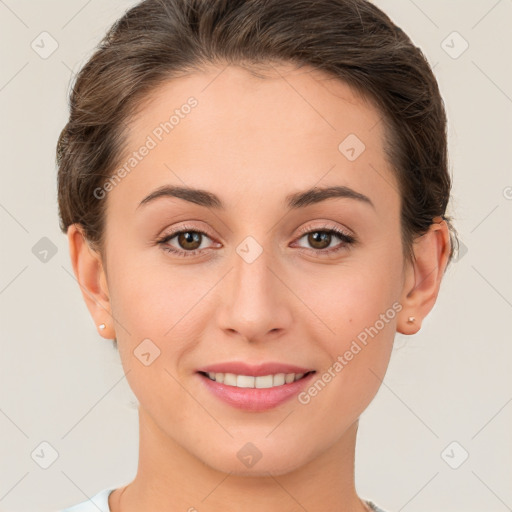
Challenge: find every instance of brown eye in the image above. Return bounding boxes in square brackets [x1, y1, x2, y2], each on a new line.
[307, 231, 332, 250]
[157, 226, 217, 258]
[293, 225, 356, 256]
[177, 231, 202, 250]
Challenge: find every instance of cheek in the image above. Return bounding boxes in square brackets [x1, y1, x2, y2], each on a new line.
[302, 259, 401, 344]
[108, 255, 219, 392]
[109, 262, 204, 415]
[297, 275, 397, 420]
[109, 249, 211, 336]
[297, 249, 401, 395]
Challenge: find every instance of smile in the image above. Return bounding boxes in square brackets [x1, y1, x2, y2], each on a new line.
[200, 371, 314, 389]
[197, 370, 317, 411]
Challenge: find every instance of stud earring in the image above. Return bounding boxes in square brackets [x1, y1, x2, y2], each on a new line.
[407, 316, 415, 323]
[98, 323, 106, 330]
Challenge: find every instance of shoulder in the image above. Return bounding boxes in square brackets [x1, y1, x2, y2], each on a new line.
[57, 488, 115, 512]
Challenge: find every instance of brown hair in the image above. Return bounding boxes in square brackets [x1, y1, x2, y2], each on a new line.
[57, 0, 458, 285]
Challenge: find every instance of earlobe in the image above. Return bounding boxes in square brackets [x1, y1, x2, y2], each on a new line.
[397, 217, 451, 335]
[67, 223, 112, 337]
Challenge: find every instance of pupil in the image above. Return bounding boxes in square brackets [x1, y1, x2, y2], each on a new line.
[309, 231, 330, 249]
[179, 231, 201, 250]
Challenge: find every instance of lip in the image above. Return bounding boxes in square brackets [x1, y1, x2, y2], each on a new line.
[196, 363, 316, 412]
[196, 361, 314, 377]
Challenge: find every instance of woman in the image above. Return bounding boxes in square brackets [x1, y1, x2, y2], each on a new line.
[56, 0, 456, 510]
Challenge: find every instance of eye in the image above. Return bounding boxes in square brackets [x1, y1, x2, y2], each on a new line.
[156, 224, 218, 258]
[156, 222, 356, 259]
[292, 224, 356, 256]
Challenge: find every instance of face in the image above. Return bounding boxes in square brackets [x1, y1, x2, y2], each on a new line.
[99, 63, 408, 475]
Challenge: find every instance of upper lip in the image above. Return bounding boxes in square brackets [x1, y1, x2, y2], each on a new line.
[197, 361, 315, 377]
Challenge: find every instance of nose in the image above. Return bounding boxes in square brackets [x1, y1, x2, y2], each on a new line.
[215, 244, 294, 343]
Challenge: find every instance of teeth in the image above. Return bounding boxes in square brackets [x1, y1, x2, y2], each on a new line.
[285, 373, 295, 384]
[224, 373, 237, 386]
[204, 371, 308, 388]
[237, 375, 255, 388]
[273, 373, 285, 386]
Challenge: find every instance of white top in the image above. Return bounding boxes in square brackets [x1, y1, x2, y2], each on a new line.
[58, 487, 389, 512]
[59, 488, 114, 512]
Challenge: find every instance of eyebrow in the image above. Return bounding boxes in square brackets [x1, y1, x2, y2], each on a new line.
[137, 184, 375, 211]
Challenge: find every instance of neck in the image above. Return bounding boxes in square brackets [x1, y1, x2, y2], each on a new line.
[110, 407, 368, 512]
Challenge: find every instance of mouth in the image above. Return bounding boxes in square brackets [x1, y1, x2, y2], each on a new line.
[198, 370, 316, 389]
[196, 365, 317, 411]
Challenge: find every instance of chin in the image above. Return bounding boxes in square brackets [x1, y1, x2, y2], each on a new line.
[198, 443, 312, 477]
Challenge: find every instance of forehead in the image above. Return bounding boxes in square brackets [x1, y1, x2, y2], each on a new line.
[107, 63, 397, 215]
[127, 63, 383, 143]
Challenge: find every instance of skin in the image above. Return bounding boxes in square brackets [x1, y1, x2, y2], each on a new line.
[68, 62, 451, 512]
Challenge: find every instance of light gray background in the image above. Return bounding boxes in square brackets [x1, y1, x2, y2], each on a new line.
[1, 1, 511, 511]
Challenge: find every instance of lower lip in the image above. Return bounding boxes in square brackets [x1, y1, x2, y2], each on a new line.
[197, 372, 316, 411]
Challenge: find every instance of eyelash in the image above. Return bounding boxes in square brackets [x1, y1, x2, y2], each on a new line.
[156, 223, 356, 258]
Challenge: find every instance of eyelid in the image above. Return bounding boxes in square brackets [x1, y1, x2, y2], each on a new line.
[158, 221, 353, 242]
[294, 221, 354, 239]
[158, 221, 216, 240]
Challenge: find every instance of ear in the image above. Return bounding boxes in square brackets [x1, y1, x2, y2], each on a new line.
[397, 217, 451, 335]
[67, 223, 113, 339]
